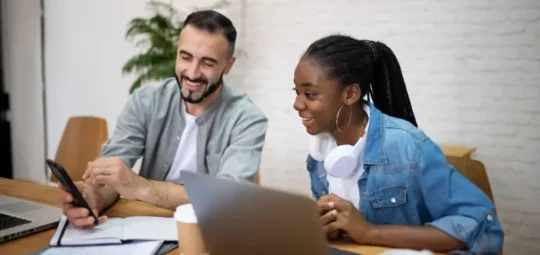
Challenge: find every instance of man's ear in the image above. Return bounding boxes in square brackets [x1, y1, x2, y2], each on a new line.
[223, 56, 236, 75]
[342, 84, 362, 106]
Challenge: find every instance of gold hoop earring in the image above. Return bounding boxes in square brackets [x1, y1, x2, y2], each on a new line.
[336, 104, 352, 132]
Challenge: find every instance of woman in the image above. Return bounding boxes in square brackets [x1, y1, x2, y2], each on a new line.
[293, 35, 503, 254]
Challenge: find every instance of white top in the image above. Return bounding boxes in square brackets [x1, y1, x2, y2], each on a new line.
[309, 104, 370, 210]
[165, 103, 198, 183]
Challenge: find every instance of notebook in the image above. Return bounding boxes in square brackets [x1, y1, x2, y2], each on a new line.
[31, 241, 178, 255]
[41, 240, 164, 255]
[50, 215, 177, 246]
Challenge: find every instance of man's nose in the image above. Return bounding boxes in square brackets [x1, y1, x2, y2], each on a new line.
[184, 62, 201, 80]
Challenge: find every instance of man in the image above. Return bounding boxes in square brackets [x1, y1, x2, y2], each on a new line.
[59, 10, 268, 228]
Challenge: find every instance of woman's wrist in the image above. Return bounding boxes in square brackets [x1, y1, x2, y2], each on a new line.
[347, 221, 377, 244]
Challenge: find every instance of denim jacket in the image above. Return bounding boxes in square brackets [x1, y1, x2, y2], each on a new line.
[307, 103, 504, 254]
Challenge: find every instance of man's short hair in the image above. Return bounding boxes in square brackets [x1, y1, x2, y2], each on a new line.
[183, 10, 237, 57]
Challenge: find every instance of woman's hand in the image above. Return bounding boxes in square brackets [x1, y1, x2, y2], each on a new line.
[318, 194, 373, 244]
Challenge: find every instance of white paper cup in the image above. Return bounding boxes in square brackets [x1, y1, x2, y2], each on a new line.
[174, 204, 207, 255]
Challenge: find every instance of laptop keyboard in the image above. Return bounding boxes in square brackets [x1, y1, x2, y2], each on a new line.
[0, 213, 32, 230]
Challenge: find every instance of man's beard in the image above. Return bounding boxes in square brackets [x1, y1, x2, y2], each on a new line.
[175, 73, 224, 104]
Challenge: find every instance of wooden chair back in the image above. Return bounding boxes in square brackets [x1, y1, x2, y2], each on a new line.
[50, 116, 108, 183]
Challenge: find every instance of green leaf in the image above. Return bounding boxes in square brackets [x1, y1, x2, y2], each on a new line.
[128, 61, 176, 94]
[122, 51, 176, 75]
[126, 22, 173, 48]
[129, 77, 143, 94]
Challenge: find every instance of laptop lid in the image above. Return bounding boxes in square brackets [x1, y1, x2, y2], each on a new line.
[0, 195, 62, 243]
[181, 171, 329, 255]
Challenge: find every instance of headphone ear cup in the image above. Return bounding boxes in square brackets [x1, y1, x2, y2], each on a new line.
[324, 145, 358, 178]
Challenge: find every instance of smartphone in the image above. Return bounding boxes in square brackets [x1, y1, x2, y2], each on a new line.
[46, 159, 99, 226]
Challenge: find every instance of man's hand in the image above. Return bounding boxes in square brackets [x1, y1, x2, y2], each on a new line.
[318, 194, 374, 244]
[83, 157, 147, 200]
[58, 182, 108, 228]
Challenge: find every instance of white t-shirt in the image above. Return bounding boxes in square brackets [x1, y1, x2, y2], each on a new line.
[309, 104, 370, 210]
[165, 103, 198, 183]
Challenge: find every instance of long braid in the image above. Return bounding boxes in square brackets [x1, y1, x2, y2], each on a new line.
[302, 34, 418, 127]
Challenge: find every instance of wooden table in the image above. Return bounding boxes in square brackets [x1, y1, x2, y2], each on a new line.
[0, 178, 442, 255]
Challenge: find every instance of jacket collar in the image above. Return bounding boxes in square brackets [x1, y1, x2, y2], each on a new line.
[363, 102, 388, 165]
[308, 102, 388, 165]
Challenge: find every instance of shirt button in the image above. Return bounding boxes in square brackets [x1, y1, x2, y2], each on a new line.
[176, 136, 180, 141]
[390, 198, 396, 203]
[163, 164, 168, 168]
[487, 214, 493, 221]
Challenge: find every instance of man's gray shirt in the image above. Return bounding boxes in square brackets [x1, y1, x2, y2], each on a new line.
[100, 78, 268, 183]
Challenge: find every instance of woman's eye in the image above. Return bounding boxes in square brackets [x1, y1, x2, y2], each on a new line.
[305, 92, 316, 99]
[292, 87, 316, 99]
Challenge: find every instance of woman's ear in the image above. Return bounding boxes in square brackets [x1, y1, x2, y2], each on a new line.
[342, 84, 362, 106]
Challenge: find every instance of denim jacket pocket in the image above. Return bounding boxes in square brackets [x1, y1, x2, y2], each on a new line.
[367, 185, 413, 224]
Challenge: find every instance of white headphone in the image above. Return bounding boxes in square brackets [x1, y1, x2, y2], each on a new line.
[323, 142, 364, 178]
[309, 132, 364, 179]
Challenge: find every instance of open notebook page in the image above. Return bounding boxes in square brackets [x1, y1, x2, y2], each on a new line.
[121, 216, 177, 241]
[50, 216, 124, 245]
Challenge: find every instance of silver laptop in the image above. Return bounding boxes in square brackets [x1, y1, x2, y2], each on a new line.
[0, 195, 62, 243]
[181, 171, 359, 255]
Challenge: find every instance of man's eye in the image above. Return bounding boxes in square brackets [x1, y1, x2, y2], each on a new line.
[203, 61, 215, 67]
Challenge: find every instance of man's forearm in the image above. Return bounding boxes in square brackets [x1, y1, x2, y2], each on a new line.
[362, 225, 466, 252]
[135, 179, 190, 210]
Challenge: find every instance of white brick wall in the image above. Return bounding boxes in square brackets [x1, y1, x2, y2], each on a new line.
[234, 1, 540, 254]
